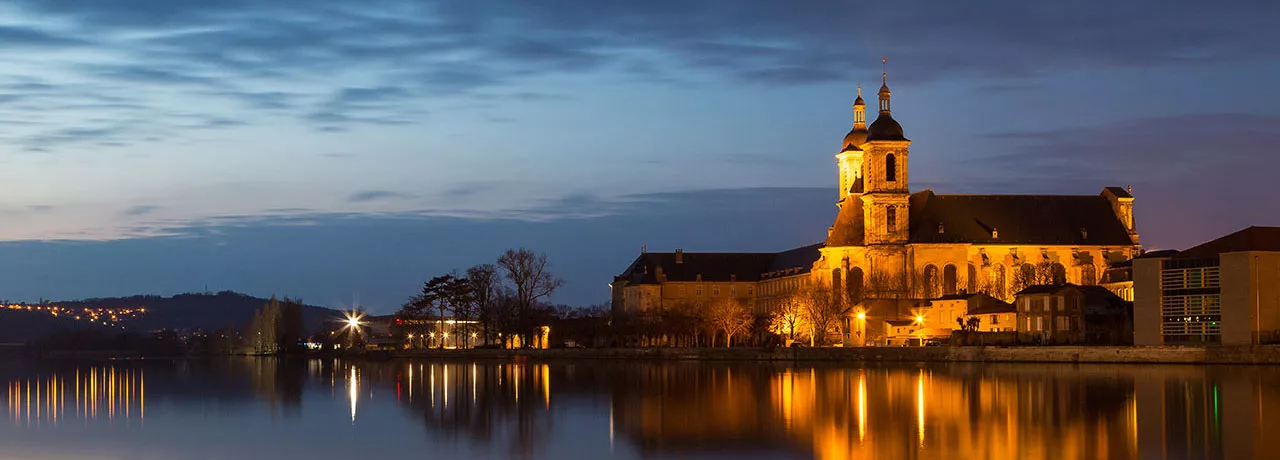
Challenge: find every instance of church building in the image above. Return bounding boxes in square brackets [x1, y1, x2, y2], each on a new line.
[611, 71, 1142, 345]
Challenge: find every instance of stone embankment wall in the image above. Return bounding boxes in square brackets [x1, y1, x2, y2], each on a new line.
[393, 346, 1280, 365]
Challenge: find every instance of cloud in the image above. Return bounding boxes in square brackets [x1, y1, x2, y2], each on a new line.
[0, 186, 834, 309]
[0, 0, 1272, 140]
[969, 113, 1280, 247]
[347, 190, 417, 203]
[0, 25, 87, 48]
[120, 205, 163, 216]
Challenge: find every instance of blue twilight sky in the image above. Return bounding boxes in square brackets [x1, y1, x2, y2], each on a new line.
[0, 0, 1277, 312]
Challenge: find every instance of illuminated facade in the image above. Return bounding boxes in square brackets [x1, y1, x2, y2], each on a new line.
[612, 69, 1142, 345]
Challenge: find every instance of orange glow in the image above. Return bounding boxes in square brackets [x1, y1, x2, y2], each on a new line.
[5, 366, 144, 426]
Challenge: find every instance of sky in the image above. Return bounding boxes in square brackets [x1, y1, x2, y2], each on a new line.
[0, 0, 1277, 312]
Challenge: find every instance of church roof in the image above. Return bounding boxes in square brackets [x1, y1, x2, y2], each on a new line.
[826, 199, 865, 246]
[842, 127, 866, 151]
[866, 114, 906, 141]
[907, 190, 1135, 246]
[615, 244, 823, 285]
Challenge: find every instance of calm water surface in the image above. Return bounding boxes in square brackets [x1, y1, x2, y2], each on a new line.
[0, 356, 1276, 460]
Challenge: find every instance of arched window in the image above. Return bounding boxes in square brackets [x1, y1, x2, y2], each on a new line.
[847, 267, 864, 304]
[1018, 263, 1036, 291]
[832, 269, 843, 306]
[1081, 264, 1097, 286]
[967, 264, 977, 293]
[943, 264, 958, 295]
[885, 154, 897, 182]
[1051, 263, 1067, 285]
[922, 265, 939, 299]
[886, 206, 896, 232]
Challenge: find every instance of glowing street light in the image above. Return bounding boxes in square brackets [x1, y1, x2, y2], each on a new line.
[856, 312, 866, 321]
[343, 309, 366, 331]
[914, 315, 925, 324]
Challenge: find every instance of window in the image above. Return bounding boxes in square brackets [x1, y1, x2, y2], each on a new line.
[886, 206, 896, 232]
[1081, 264, 1097, 286]
[696, 286, 703, 296]
[1051, 263, 1067, 285]
[885, 154, 897, 182]
[943, 265, 958, 295]
[730, 286, 737, 297]
[832, 269, 843, 304]
[747, 286, 754, 296]
[847, 267, 864, 303]
[922, 265, 939, 299]
[990, 315, 999, 325]
[712, 286, 720, 296]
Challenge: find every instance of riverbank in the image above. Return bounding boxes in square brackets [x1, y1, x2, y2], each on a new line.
[392, 345, 1280, 365]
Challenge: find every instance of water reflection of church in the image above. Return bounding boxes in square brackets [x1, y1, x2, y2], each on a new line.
[605, 364, 1280, 460]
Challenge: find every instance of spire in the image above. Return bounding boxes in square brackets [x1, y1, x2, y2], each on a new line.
[878, 57, 891, 114]
[853, 86, 866, 130]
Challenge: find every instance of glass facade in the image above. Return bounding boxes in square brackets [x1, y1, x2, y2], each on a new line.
[1160, 259, 1222, 343]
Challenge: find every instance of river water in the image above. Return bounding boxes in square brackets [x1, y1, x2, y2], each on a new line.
[0, 357, 1275, 459]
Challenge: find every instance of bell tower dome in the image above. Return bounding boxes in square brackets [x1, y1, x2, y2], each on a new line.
[860, 60, 912, 245]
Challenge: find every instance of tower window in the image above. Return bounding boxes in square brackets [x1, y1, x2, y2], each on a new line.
[885, 154, 896, 182]
[886, 206, 896, 232]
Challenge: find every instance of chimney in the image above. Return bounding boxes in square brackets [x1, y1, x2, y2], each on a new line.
[675, 248, 684, 264]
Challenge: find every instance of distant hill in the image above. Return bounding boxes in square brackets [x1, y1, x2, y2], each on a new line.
[0, 310, 119, 343]
[0, 291, 346, 343]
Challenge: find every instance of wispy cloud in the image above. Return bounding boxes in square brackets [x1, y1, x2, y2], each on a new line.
[347, 190, 417, 203]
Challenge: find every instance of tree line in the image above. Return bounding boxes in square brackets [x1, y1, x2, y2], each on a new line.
[611, 285, 852, 348]
[397, 248, 564, 348]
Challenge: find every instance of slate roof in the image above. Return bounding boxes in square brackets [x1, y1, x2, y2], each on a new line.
[1173, 226, 1280, 259]
[1103, 186, 1133, 199]
[866, 113, 907, 141]
[826, 199, 865, 246]
[616, 244, 823, 285]
[907, 190, 1135, 246]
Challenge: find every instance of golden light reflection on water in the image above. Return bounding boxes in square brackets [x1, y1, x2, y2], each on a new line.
[6, 366, 144, 426]
[347, 366, 358, 423]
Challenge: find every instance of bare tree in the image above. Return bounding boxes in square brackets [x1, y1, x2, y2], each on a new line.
[497, 249, 564, 348]
[796, 286, 846, 346]
[704, 298, 752, 348]
[862, 271, 905, 300]
[467, 264, 499, 346]
[1011, 262, 1052, 293]
[769, 295, 806, 344]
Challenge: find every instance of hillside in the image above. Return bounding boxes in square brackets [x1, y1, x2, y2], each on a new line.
[1, 291, 345, 342]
